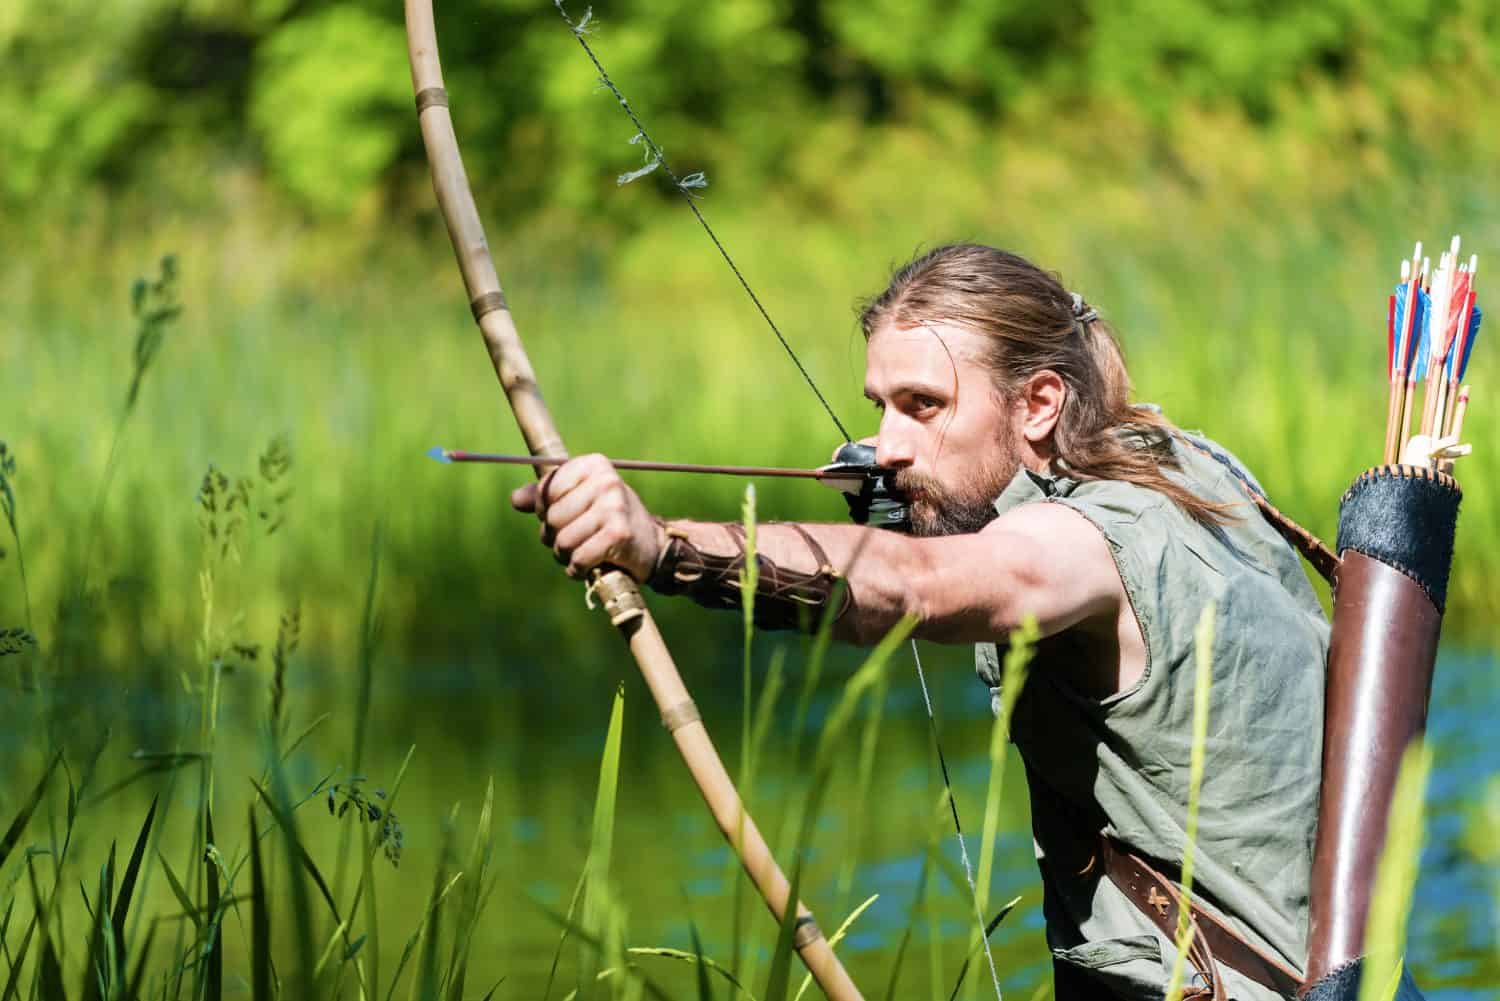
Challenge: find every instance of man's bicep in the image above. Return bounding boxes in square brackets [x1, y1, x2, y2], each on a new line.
[914, 502, 1123, 643]
[988, 502, 1124, 636]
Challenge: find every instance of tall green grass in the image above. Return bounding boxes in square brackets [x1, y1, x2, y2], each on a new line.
[1164, 602, 1216, 1001]
[1357, 744, 1433, 1001]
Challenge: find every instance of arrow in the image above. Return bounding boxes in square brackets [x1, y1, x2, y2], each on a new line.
[427, 447, 867, 485]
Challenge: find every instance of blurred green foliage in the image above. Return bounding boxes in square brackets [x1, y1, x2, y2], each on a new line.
[249, 6, 411, 213]
[3, 0, 1498, 219]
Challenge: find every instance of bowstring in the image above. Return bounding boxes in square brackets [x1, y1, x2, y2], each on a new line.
[912, 639, 1005, 1001]
[554, 1, 850, 443]
[555, 8, 1001, 997]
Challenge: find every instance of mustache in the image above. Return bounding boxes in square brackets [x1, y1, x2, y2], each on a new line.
[891, 466, 1004, 537]
[892, 469, 942, 498]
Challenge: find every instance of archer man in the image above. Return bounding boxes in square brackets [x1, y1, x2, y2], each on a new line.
[512, 243, 1328, 1001]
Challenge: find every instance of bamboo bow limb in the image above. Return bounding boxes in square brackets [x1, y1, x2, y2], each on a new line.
[403, 6, 862, 999]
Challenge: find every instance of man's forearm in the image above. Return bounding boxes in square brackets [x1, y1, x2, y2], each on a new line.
[649, 518, 926, 644]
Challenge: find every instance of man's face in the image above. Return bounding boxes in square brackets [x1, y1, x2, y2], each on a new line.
[864, 320, 1024, 537]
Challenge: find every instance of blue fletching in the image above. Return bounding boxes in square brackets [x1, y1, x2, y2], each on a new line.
[1393, 284, 1428, 373]
[1392, 284, 1409, 375]
[427, 446, 452, 463]
[1457, 304, 1483, 382]
[1412, 289, 1432, 380]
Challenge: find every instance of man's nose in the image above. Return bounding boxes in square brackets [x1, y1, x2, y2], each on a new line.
[875, 421, 915, 469]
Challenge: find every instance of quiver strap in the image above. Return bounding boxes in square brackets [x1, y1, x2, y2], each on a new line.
[647, 523, 852, 632]
[1250, 491, 1340, 585]
[1177, 433, 1340, 583]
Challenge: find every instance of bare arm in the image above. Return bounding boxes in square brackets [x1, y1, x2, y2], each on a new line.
[508, 453, 1128, 650]
[661, 501, 1125, 647]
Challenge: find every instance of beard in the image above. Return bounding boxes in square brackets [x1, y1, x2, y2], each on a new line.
[896, 437, 1022, 537]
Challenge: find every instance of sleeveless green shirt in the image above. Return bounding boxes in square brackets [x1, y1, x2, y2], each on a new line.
[974, 431, 1329, 1000]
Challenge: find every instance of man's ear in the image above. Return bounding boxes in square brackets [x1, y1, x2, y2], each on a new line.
[1020, 370, 1066, 443]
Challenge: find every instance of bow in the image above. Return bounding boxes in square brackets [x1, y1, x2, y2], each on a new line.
[402, 4, 863, 998]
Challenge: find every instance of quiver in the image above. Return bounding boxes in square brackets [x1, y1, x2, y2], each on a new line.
[1301, 465, 1462, 997]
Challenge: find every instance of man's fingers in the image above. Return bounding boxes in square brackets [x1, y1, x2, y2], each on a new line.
[567, 528, 626, 580]
[536, 464, 585, 524]
[512, 461, 584, 518]
[544, 477, 602, 530]
[512, 454, 646, 580]
[552, 507, 604, 563]
[541, 453, 611, 506]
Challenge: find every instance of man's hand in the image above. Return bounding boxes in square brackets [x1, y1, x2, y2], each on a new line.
[509, 454, 665, 582]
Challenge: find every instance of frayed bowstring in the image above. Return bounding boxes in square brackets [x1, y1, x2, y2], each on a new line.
[617, 157, 662, 186]
[555, 1, 595, 36]
[616, 133, 662, 186]
[616, 136, 707, 192]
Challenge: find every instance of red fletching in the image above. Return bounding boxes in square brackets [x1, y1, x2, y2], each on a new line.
[1441, 270, 1471, 365]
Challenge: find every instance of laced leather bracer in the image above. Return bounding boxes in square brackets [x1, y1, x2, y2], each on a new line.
[646, 522, 852, 632]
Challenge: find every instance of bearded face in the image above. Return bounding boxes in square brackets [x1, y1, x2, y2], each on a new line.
[896, 429, 1021, 537]
[864, 320, 1035, 538]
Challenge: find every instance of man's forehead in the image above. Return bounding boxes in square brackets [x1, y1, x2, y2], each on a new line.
[870, 319, 988, 356]
[865, 321, 988, 389]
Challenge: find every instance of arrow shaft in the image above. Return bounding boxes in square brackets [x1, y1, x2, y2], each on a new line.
[441, 450, 847, 481]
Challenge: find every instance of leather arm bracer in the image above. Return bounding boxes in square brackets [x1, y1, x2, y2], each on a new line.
[647, 522, 852, 632]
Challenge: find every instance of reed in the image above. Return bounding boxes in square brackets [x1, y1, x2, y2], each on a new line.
[730, 484, 760, 985]
[0, 442, 33, 639]
[1356, 744, 1433, 1001]
[580, 686, 627, 998]
[1164, 601, 1216, 1001]
[964, 616, 1037, 1001]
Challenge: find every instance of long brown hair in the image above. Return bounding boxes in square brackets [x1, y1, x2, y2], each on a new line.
[859, 243, 1231, 525]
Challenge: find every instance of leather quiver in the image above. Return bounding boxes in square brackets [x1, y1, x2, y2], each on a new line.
[1302, 465, 1460, 992]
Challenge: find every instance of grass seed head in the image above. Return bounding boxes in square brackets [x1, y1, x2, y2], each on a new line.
[0, 627, 37, 656]
[323, 778, 404, 868]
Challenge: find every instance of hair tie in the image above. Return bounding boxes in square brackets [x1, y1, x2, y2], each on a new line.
[1070, 292, 1099, 325]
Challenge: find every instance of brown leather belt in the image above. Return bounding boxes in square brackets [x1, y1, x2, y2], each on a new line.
[1100, 838, 1304, 999]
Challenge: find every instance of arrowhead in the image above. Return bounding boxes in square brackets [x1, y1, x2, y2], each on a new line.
[427, 446, 452, 463]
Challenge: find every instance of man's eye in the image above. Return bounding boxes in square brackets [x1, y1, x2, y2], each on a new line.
[913, 396, 941, 411]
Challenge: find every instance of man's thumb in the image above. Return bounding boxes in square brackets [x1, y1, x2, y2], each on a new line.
[511, 482, 538, 512]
